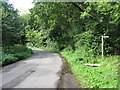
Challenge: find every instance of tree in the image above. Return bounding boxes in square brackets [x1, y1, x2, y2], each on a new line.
[18, 14, 31, 45]
[27, 2, 120, 55]
[2, 0, 20, 46]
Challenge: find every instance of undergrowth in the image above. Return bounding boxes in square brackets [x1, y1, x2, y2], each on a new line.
[61, 49, 119, 88]
[1, 44, 33, 66]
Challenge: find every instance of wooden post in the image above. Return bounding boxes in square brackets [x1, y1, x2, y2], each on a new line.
[102, 36, 104, 58]
[101, 35, 109, 58]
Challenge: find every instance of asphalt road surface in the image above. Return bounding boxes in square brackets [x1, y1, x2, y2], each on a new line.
[0, 50, 63, 88]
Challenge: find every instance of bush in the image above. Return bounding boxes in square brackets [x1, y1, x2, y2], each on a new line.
[14, 52, 31, 60]
[1, 44, 33, 66]
[3, 44, 29, 54]
[2, 53, 18, 66]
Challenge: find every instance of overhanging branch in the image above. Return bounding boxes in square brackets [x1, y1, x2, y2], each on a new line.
[72, 3, 84, 12]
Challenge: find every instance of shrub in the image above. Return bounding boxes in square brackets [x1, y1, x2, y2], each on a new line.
[3, 44, 28, 54]
[1, 44, 33, 66]
[2, 53, 18, 66]
[14, 51, 31, 60]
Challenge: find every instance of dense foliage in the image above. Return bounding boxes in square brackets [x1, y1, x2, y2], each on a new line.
[1, 0, 30, 45]
[2, 1, 20, 45]
[26, 2, 120, 88]
[27, 2, 120, 55]
[1, 44, 32, 66]
[1, 0, 32, 66]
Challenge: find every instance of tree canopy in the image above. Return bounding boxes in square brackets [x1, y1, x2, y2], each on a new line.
[26, 2, 120, 55]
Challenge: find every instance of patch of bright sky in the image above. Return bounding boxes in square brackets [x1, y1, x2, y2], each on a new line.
[9, 0, 34, 15]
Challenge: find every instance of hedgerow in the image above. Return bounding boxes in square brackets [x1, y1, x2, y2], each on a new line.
[1, 44, 33, 66]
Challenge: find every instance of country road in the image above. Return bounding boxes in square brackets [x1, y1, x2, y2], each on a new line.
[0, 50, 63, 88]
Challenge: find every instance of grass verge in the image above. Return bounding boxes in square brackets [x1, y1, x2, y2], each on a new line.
[61, 50, 119, 88]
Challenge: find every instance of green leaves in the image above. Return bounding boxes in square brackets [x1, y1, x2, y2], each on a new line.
[26, 2, 120, 56]
[2, 0, 21, 46]
[1, 44, 32, 66]
[61, 47, 119, 88]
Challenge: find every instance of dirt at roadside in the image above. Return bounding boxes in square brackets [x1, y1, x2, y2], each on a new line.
[57, 54, 80, 88]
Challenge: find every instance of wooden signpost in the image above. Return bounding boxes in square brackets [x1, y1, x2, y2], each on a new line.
[101, 35, 109, 58]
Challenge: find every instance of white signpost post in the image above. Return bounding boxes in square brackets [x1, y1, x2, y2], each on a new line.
[101, 35, 109, 58]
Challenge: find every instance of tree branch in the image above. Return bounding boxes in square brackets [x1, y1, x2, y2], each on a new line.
[72, 3, 84, 12]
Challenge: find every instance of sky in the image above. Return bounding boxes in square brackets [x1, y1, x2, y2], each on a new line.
[9, 0, 34, 15]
